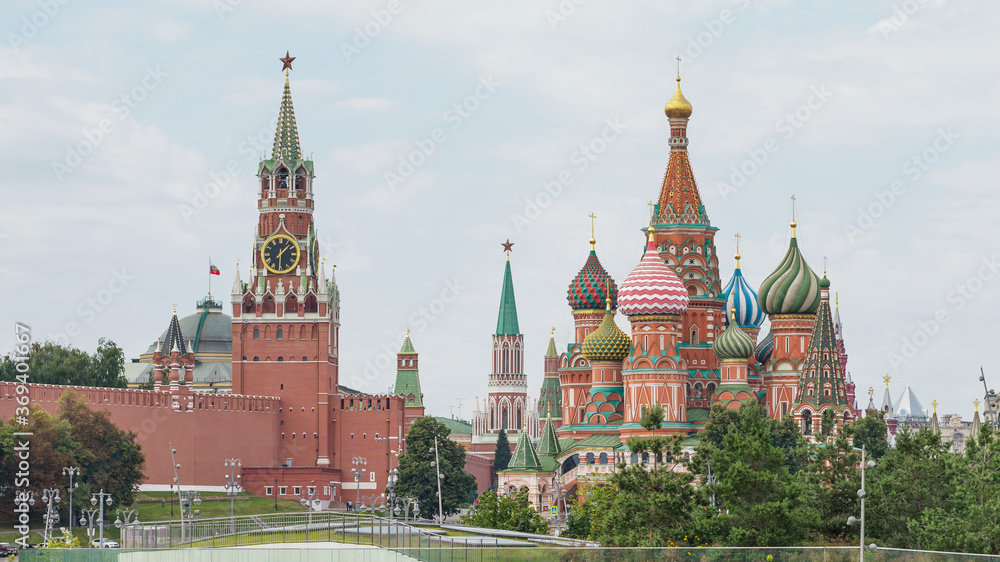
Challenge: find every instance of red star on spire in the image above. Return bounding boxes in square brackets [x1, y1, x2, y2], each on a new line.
[501, 239, 514, 254]
[280, 51, 295, 72]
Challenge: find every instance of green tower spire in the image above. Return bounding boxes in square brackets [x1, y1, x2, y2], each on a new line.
[271, 76, 302, 161]
[393, 330, 423, 407]
[536, 415, 561, 456]
[508, 427, 541, 470]
[545, 332, 558, 357]
[495, 256, 520, 336]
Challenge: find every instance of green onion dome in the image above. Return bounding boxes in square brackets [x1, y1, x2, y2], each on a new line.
[582, 301, 631, 362]
[758, 223, 821, 315]
[713, 310, 756, 361]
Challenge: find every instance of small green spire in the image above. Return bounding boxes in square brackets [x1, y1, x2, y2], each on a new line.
[271, 79, 302, 161]
[508, 429, 541, 470]
[545, 329, 557, 358]
[536, 416, 561, 456]
[399, 329, 415, 354]
[495, 259, 520, 336]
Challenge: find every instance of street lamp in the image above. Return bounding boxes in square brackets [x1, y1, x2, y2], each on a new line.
[40, 488, 61, 545]
[224, 458, 242, 523]
[360, 493, 385, 513]
[62, 466, 80, 535]
[299, 485, 319, 528]
[79, 507, 100, 548]
[351, 457, 367, 511]
[392, 498, 420, 522]
[429, 438, 445, 524]
[89, 489, 113, 547]
[847, 445, 878, 560]
[114, 508, 140, 549]
[179, 491, 202, 541]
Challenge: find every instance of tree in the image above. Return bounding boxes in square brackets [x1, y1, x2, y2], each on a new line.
[588, 437, 702, 546]
[805, 423, 860, 539]
[702, 402, 814, 546]
[0, 339, 127, 388]
[461, 488, 548, 534]
[493, 428, 511, 486]
[851, 410, 889, 460]
[395, 417, 477, 520]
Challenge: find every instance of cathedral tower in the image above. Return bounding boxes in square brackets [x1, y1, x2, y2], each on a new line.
[486, 242, 530, 435]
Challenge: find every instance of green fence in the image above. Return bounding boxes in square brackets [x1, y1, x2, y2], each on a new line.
[18, 547, 1000, 562]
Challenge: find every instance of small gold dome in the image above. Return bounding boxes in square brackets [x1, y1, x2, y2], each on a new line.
[664, 77, 693, 119]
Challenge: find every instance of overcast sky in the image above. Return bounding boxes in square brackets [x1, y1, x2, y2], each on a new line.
[2, 0, 996, 422]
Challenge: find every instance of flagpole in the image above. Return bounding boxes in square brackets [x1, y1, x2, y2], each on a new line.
[208, 255, 212, 301]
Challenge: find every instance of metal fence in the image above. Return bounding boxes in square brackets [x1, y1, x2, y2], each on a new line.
[17, 547, 1000, 562]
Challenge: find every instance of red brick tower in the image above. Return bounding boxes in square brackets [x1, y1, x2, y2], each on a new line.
[485, 243, 530, 435]
[647, 74, 725, 412]
[231, 61, 340, 468]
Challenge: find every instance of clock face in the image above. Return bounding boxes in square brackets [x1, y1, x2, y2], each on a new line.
[311, 237, 320, 273]
[260, 234, 300, 274]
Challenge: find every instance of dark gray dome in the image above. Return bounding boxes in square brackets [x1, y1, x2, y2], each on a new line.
[146, 300, 232, 356]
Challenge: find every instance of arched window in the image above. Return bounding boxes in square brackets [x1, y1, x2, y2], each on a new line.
[599, 452, 608, 465]
[802, 410, 813, 435]
[641, 452, 649, 464]
[630, 452, 638, 465]
[253, 328, 259, 340]
[502, 409, 508, 430]
[263, 295, 275, 314]
[277, 356, 283, 362]
[276, 327, 283, 340]
[586, 453, 595, 464]
[253, 356, 259, 362]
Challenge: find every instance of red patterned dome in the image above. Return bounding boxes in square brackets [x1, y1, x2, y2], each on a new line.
[618, 230, 689, 317]
[567, 242, 618, 311]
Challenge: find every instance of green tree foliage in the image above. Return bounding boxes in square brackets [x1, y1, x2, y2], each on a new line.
[0, 339, 127, 388]
[0, 392, 145, 518]
[493, 428, 511, 485]
[698, 402, 814, 546]
[587, 438, 702, 546]
[460, 488, 548, 534]
[852, 410, 889, 459]
[395, 416, 477, 519]
[805, 423, 860, 538]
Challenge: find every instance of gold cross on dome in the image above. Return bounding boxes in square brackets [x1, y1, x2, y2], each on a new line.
[868, 386, 874, 397]
[675, 55, 682, 79]
[791, 194, 797, 220]
[647, 200, 655, 223]
[588, 213, 597, 238]
[975, 399, 981, 410]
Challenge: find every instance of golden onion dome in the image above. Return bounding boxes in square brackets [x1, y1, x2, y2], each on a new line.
[664, 77, 693, 119]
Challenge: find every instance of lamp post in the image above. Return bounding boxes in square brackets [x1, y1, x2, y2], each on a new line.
[551, 475, 570, 536]
[299, 485, 319, 528]
[384, 468, 399, 520]
[179, 491, 202, 542]
[79, 507, 100, 548]
[40, 487, 61, 545]
[360, 493, 385, 513]
[392, 498, 420, 522]
[169, 443, 184, 544]
[90, 489, 113, 547]
[114, 508, 140, 549]
[351, 457, 367, 511]
[847, 445, 878, 560]
[62, 466, 80, 535]
[429, 437, 445, 524]
[224, 458, 242, 523]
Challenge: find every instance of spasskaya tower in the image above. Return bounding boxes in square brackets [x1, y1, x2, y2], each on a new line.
[231, 52, 341, 468]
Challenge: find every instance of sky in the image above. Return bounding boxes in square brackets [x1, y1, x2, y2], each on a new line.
[1, 0, 997, 422]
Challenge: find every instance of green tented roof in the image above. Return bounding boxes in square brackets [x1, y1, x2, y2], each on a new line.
[495, 259, 520, 335]
[508, 430, 541, 470]
[399, 333, 416, 353]
[537, 418, 561, 456]
[546, 335, 558, 357]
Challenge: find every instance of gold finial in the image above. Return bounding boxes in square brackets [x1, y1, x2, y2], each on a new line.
[647, 200, 656, 224]
[731, 307, 737, 321]
[932, 400, 939, 413]
[406, 328, 410, 337]
[883, 374, 891, 388]
[606, 297, 613, 311]
[589, 212, 597, 250]
[675, 55, 682, 79]
[172, 304, 177, 314]
[551, 327, 556, 336]
[868, 386, 874, 397]
[790, 194, 798, 237]
[823, 256, 828, 277]
[734, 232, 742, 268]
[665, 57, 692, 119]
[835, 292, 839, 309]
[975, 399, 981, 410]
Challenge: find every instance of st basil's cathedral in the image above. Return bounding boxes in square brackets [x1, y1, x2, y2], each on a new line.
[483, 75, 858, 506]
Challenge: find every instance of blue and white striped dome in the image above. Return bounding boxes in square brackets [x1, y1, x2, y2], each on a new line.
[722, 266, 765, 329]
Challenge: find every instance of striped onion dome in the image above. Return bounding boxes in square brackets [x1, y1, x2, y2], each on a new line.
[567, 240, 618, 311]
[618, 229, 690, 317]
[755, 328, 774, 365]
[758, 226, 821, 315]
[713, 311, 756, 360]
[582, 302, 631, 362]
[722, 262, 765, 329]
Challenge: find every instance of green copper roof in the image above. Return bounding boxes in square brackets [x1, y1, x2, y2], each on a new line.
[272, 79, 302, 161]
[713, 318, 755, 360]
[508, 429, 541, 470]
[537, 417, 561, 456]
[759, 236, 821, 315]
[546, 334, 558, 357]
[433, 416, 473, 435]
[495, 259, 520, 335]
[795, 282, 851, 411]
[399, 333, 416, 354]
